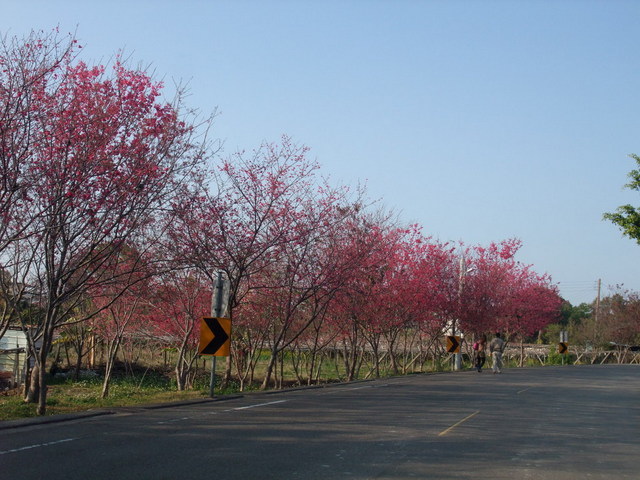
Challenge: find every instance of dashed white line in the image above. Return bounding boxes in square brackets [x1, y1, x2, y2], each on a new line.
[0, 437, 77, 456]
[156, 399, 288, 424]
[233, 400, 288, 410]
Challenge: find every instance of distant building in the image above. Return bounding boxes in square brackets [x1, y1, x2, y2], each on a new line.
[0, 328, 28, 389]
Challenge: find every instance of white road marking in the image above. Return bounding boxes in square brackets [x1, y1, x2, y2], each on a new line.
[155, 399, 288, 424]
[233, 400, 288, 410]
[0, 437, 77, 456]
[319, 383, 394, 394]
[157, 416, 192, 424]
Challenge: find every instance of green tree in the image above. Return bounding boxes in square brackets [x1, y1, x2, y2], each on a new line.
[604, 154, 640, 243]
[542, 301, 592, 344]
[562, 301, 592, 326]
[597, 291, 640, 347]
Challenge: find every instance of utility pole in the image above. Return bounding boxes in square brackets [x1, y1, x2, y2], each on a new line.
[455, 257, 475, 370]
[593, 278, 601, 344]
[454, 258, 463, 370]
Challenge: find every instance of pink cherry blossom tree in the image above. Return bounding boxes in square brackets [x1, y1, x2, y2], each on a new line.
[147, 267, 212, 391]
[458, 239, 561, 345]
[88, 247, 152, 398]
[0, 30, 83, 343]
[0, 30, 210, 414]
[247, 196, 360, 389]
[171, 137, 354, 387]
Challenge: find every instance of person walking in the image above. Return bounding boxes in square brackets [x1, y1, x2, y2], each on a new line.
[473, 334, 487, 372]
[489, 332, 505, 374]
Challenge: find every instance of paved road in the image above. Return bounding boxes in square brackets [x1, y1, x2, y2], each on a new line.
[1, 365, 638, 479]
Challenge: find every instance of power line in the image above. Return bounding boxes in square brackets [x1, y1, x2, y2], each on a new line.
[557, 280, 598, 292]
[557, 280, 600, 304]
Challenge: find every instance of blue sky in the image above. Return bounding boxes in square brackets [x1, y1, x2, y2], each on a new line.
[3, 0, 639, 305]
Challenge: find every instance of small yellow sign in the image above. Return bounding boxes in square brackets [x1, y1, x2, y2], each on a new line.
[446, 335, 461, 353]
[558, 342, 568, 354]
[199, 317, 231, 356]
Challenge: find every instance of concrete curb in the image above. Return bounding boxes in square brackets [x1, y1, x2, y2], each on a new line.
[0, 409, 115, 430]
[137, 395, 244, 410]
[0, 375, 413, 430]
[0, 394, 244, 430]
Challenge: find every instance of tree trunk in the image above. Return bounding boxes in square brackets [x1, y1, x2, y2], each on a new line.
[24, 362, 40, 403]
[74, 340, 85, 380]
[32, 329, 52, 415]
[261, 350, 279, 390]
[36, 362, 47, 416]
[176, 363, 188, 391]
[101, 339, 121, 398]
[175, 347, 197, 391]
[219, 355, 231, 390]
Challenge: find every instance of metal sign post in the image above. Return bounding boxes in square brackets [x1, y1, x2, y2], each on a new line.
[209, 271, 225, 397]
[559, 331, 569, 365]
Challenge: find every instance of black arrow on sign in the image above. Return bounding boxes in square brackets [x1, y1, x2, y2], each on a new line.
[201, 317, 229, 355]
[558, 342, 568, 354]
[447, 336, 459, 353]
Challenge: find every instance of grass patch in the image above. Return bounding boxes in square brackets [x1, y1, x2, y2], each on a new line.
[0, 372, 211, 422]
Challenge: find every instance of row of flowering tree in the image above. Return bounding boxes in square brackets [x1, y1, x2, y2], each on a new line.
[82, 135, 562, 393]
[168, 148, 564, 386]
[0, 30, 562, 414]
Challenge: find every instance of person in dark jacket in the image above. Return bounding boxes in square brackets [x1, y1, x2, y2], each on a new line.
[474, 334, 487, 372]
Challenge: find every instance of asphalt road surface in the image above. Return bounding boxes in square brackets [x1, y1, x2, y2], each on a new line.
[1, 365, 638, 479]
